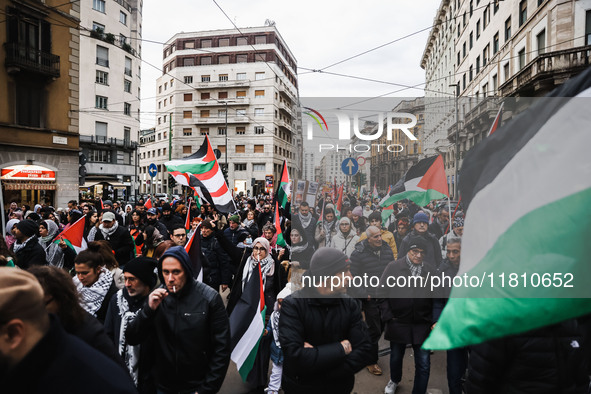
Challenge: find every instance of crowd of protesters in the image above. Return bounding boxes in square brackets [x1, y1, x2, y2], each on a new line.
[2, 189, 590, 394]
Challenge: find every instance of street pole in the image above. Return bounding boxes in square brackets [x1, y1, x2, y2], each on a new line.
[168, 112, 172, 199]
[134, 129, 138, 200]
[225, 101, 228, 181]
[454, 87, 459, 200]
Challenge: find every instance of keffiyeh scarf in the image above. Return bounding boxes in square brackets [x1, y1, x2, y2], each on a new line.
[242, 254, 275, 290]
[116, 290, 141, 385]
[74, 268, 113, 316]
[99, 220, 119, 240]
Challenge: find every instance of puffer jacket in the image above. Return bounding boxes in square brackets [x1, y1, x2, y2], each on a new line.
[466, 319, 590, 394]
[279, 287, 372, 394]
[126, 246, 231, 394]
[329, 231, 359, 257]
[357, 228, 398, 259]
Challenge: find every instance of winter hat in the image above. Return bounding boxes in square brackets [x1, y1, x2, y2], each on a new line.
[102, 212, 115, 222]
[352, 206, 363, 216]
[123, 257, 158, 288]
[453, 217, 464, 228]
[0, 268, 45, 324]
[338, 217, 351, 225]
[16, 219, 39, 237]
[162, 203, 172, 212]
[368, 211, 382, 223]
[412, 212, 429, 225]
[252, 237, 271, 254]
[406, 235, 428, 252]
[103, 200, 113, 207]
[309, 247, 349, 277]
[228, 214, 240, 223]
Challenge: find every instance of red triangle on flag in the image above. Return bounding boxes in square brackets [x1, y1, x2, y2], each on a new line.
[56, 216, 85, 248]
[416, 155, 449, 197]
[145, 199, 153, 209]
[203, 136, 217, 162]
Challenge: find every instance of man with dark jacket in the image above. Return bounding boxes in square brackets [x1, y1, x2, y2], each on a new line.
[279, 247, 372, 393]
[0, 268, 137, 394]
[349, 226, 395, 376]
[256, 203, 274, 234]
[398, 212, 442, 268]
[93, 212, 135, 267]
[126, 246, 231, 394]
[200, 219, 232, 292]
[291, 202, 317, 246]
[428, 207, 449, 241]
[12, 219, 46, 269]
[159, 203, 183, 235]
[105, 257, 157, 393]
[380, 236, 436, 394]
[146, 208, 169, 240]
[223, 214, 248, 247]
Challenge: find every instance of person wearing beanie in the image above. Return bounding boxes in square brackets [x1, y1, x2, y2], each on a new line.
[104, 256, 157, 391]
[380, 234, 437, 394]
[397, 211, 442, 268]
[329, 217, 359, 257]
[439, 216, 465, 258]
[351, 205, 368, 236]
[12, 219, 46, 270]
[279, 247, 372, 393]
[126, 246, 231, 394]
[0, 267, 138, 394]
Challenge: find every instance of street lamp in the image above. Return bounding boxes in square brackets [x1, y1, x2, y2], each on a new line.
[449, 83, 460, 199]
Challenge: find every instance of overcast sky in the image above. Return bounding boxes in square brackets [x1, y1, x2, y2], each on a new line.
[140, 0, 442, 129]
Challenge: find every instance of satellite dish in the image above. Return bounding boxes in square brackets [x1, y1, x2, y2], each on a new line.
[264, 19, 276, 26]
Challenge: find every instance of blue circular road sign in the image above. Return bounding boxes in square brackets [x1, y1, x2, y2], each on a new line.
[341, 158, 359, 176]
[148, 163, 158, 178]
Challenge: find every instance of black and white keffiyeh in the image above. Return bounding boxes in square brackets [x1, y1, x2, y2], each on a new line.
[116, 290, 141, 385]
[406, 255, 423, 277]
[74, 268, 113, 316]
[241, 254, 275, 290]
[99, 220, 119, 239]
[270, 309, 281, 348]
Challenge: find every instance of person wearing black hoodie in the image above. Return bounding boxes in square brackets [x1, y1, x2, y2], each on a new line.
[12, 219, 46, 269]
[125, 246, 231, 394]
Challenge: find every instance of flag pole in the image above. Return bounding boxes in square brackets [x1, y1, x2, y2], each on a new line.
[447, 195, 452, 234]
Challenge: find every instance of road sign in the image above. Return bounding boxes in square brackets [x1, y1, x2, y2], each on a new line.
[341, 158, 359, 176]
[148, 163, 158, 178]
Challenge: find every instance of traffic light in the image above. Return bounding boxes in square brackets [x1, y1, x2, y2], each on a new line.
[168, 174, 176, 189]
[78, 153, 87, 186]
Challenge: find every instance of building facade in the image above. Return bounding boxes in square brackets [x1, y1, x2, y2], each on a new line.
[139, 26, 300, 197]
[78, 0, 142, 202]
[0, 0, 80, 209]
[316, 150, 349, 186]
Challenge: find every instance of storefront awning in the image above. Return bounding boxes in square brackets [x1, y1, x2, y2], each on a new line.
[80, 180, 127, 188]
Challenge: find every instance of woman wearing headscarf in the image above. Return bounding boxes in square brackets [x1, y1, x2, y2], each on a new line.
[123, 204, 133, 227]
[38, 219, 77, 271]
[227, 237, 284, 393]
[141, 225, 164, 258]
[5, 218, 19, 250]
[128, 209, 145, 256]
[314, 207, 338, 248]
[84, 210, 99, 242]
[329, 217, 360, 257]
[287, 227, 314, 270]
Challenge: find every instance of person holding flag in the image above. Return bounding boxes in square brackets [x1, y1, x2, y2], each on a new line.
[38, 219, 76, 270]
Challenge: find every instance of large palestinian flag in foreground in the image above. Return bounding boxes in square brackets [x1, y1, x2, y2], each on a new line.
[423, 67, 591, 350]
[165, 136, 236, 213]
[380, 155, 448, 208]
[230, 263, 266, 381]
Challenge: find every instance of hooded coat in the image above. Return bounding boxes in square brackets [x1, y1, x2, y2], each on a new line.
[125, 246, 231, 394]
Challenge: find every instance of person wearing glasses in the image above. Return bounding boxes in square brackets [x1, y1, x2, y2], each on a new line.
[398, 212, 442, 269]
[170, 224, 188, 247]
[380, 236, 437, 394]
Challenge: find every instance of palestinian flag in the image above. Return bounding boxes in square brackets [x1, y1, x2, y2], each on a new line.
[184, 223, 203, 282]
[335, 184, 344, 218]
[372, 183, 379, 200]
[423, 67, 591, 350]
[144, 198, 153, 210]
[274, 201, 286, 247]
[230, 263, 266, 381]
[486, 101, 504, 137]
[184, 198, 192, 230]
[100, 199, 105, 210]
[54, 216, 87, 253]
[380, 185, 394, 225]
[380, 155, 448, 208]
[165, 136, 236, 213]
[275, 159, 290, 209]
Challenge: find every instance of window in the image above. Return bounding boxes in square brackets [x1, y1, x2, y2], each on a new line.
[469, 0, 473, 16]
[483, 83, 488, 97]
[253, 163, 265, 172]
[125, 57, 132, 76]
[159, 85, 162, 93]
[218, 92, 228, 99]
[201, 39, 212, 48]
[519, 0, 527, 26]
[492, 74, 498, 92]
[483, 45, 489, 66]
[236, 109, 246, 116]
[184, 110, 193, 119]
[494, 0, 499, 14]
[96, 45, 109, 66]
[469, 65, 473, 81]
[95, 95, 108, 109]
[96, 70, 108, 85]
[586, 10, 591, 45]
[234, 163, 246, 171]
[218, 127, 226, 135]
[200, 57, 212, 65]
[493, 32, 499, 54]
[200, 110, 209, 118]
[476, 56, 480, 74]
[164, 99, 167, 106]
[183, 146, 192, 154]
[235, 145, 245, 153]
[505, 17, 511, 42]
[124, 79, 131, 92]
[200, 128, 209, 135]
[255, 126, 264, 135]
[184, 76, 193, 84]
[254, 145, 264, 153]
[255, 53, 266, 62]
[93, 0, 105, 13]
[164, 82, 168, 90]
[236, 54, 248, 63]
[183, 128, 192, 136]
[90, 149, 111, 163]
[469, 32, 473, 49]
[476, 20, 480, 38]
[183, 58, 195, 67]
[92, 21, 105, 33]
[219, 38, 230, 47]
[219, 74, 228, 81]
[255, 90, 265, 98]
[518, 48, 526, 70]
[537, 29, 546, 55]
[184, 93, 192, 101]
[163, 115, 167, 123]
[199, 93, 209, 100]
[237, 36, 248, 45]
[255, 35, 266, 44]
[184, 41, 194, 49]
[124, 103, 131, 115]
[503, 63, 510, 82]
[254, 108, 264, 116]
[218, 55, 229, 64]
[462, 42, 466, 58]
[95, 121, 107, 139]
[255, 72, 265, 80]
[218, 145, 226, 153]
[120, 11, 127, 25]
[218, 110, 226, 118]
[483, 7, 489, 29]
[201, 75, 210, 82]
[457, 51, 460, 65]
[236, 127, 245, 135]
[236, 91, 246, 98]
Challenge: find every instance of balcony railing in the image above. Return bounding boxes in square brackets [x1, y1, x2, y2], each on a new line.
[80, 134, 138, 149]
[113, 0, 132, 13]
[4, 43, 60, 78]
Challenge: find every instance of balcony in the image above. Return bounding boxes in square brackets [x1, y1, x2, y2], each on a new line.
[500, 45, 591, 97]
[113, 0, 132, 13]
[195, 98, 250, 107]
[4, 43, 60, 78]
[197, 80, 250, 89]
[194, 116, 249, 125]
[447, 120, 465, 141]
[80, 135, 138, 149]
[463, 98, 500, 131]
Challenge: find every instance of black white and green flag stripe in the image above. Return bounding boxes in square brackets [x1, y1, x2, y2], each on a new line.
[423, 67, 591, 350]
